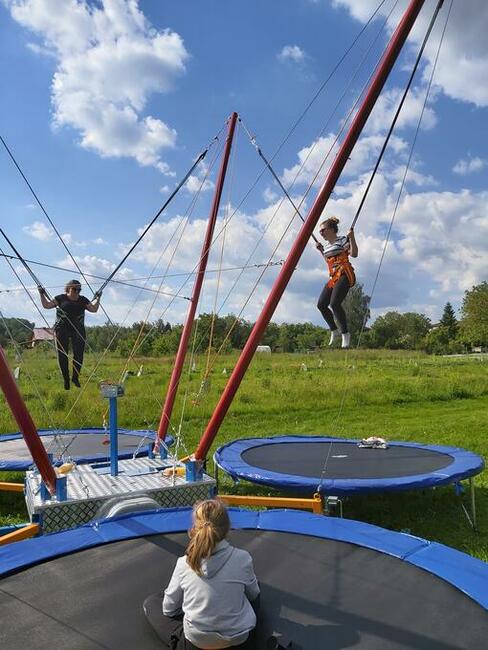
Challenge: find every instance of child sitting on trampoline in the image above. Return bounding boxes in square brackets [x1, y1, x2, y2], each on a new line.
[152, 498, 260, 649]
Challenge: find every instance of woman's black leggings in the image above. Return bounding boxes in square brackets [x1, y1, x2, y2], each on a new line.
[317, 274, 350, 333]
[55, 327, 85, 384]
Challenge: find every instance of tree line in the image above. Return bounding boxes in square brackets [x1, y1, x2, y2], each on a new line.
[1, 281, 487, 355]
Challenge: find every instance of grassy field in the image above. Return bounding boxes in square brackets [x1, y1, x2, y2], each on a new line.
[1, 347, 487, 561]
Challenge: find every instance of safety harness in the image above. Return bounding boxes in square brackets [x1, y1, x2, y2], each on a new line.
[326, 250, 356, 289]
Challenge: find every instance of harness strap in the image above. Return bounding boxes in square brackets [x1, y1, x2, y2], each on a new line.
[326, 251, 356, 288]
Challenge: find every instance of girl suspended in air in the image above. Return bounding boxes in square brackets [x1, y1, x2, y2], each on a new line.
[154, 498, 260, 650]
[38, 279, 101, 390]
[316, 217, 358, 349]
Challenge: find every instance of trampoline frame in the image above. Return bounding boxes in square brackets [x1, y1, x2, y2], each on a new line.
[0, 428, 173, 471]
[1, 507, 487, 615]
[214, 436, 484, 528]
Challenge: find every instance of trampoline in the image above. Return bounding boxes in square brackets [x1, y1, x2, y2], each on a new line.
[0, 507, 487, 649]
[214, 435, 485, 495]
[0, 428, 173, 471]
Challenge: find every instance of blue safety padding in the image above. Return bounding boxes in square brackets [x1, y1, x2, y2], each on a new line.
[0, 428, 173, 471]
[0, 523, 29, 536]
[1, 507, 487, 611]
[214, 435, 485, 495]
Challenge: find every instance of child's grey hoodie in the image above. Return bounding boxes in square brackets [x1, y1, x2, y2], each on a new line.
[163, 539, 260, 648]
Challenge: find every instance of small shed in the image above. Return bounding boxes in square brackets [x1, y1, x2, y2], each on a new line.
[31, 327, 55, 347]
[256, 345, 271, 354]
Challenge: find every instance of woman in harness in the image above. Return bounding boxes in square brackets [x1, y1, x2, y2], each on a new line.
[38, 279, 101, 389]
[316, 216, 358, 349]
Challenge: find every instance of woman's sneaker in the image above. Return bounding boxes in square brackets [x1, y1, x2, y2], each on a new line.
[341, 332, 351, 349]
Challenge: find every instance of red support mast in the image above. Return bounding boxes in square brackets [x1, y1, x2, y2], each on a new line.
[0, 345, 57, 494]
[157, 112, 238, 443]
[195, 0, 427, 460]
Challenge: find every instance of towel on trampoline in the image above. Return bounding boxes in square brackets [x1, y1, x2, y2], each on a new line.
[358, 436, 388, 449]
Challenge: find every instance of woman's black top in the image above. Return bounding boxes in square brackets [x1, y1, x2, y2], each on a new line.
[54, 294, 90, 333]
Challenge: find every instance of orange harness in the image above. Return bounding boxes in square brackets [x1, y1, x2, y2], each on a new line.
[326, 251, 356, 289]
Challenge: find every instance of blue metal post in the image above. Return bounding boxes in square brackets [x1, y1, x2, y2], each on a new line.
[109, 395, 118, 477]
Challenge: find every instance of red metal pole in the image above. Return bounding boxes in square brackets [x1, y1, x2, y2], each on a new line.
[0, 345, 57, 494]
[195, 0, 427, 460]
[157, 112, 238, 443]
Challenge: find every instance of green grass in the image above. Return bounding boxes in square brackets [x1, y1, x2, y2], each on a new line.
[1, 348, 487, 561]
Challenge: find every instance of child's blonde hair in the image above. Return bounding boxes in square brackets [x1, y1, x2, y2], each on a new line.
[319, 216, 340, 233]
[186, 499, 230, 576]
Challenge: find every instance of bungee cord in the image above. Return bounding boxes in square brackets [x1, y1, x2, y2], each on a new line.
[235, 0, 401, 257]
[318, 0, 453, 492]
[0, 254, 283, 295]
[59, 131, 227, 455]
[192, 9, 403, 384]
[349, 0, 447, 231]
[126, 0, 400, 387]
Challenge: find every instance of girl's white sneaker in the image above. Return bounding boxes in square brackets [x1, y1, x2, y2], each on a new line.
[329, 329, 340, 346]
[341, 332, 351, 349]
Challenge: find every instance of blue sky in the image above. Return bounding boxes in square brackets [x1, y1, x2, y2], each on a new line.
[1, 0, 487, 330]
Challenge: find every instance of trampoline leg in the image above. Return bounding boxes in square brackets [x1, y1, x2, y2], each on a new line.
[459, 479, 477, 531]
[214, 463, 219, 493]
[470, 478, 477, 531]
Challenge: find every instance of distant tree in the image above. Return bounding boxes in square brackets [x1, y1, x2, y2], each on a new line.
[343, 283, 371, 345]
[295, 322, 322, 351]
[424, 325, 451, 354]
[0, 318, 35, 347]
[459, 282, 488, 347]
[278, 323, 296, 352]
[439, 302, 458, 338]
[261, 322, 280, 350]
[369, 311, 431, 349]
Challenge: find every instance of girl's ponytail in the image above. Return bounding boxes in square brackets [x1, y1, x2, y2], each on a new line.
[186, 499, 230, 576]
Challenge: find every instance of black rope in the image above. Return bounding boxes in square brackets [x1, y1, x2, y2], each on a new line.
[0, 134, 117, 325]
[350, 0, 446, 230]
[0, 251, 282, 293]
[319, 0, 454, 490]
[97, 148, 209, 295]
[240, 121, 321, 246]
[269, 0, 392, 166]
[0, 228, 46, 293]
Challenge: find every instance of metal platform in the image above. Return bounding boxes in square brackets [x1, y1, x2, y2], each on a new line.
[25, 457, 216, 533]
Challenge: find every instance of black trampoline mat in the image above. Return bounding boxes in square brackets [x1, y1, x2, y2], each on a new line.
[242, 441, 453, 479]
[0, 432, 152, 462]
[1, 529, 487, 650]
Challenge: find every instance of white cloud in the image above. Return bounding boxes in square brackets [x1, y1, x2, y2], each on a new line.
[22, 220, 53, 241]
[453, 156, 487, 175]
[184, 162, 215, 194]
[333, 0, 488, 108]
[185, 174, 215, 194]
[365, 85, 437, 135]
[263, 187, 279, 203]
[278, 45, 308, 64]
[6, 0, 189, 173]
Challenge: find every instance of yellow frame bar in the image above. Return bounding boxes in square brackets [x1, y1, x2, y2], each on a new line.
[0, 482, 24, 493]
[219, 493, 324, 515]
[0, 523, 39, 546]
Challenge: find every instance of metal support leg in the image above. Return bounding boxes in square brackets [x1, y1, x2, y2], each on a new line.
[470, 478, 477, 531]
[214, 463, 219, 493]
[459, 479, 477, 531]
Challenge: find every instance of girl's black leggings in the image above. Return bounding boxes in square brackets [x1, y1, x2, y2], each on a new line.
[317, 274, 350, 333]
[55, 327, 85, 384]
